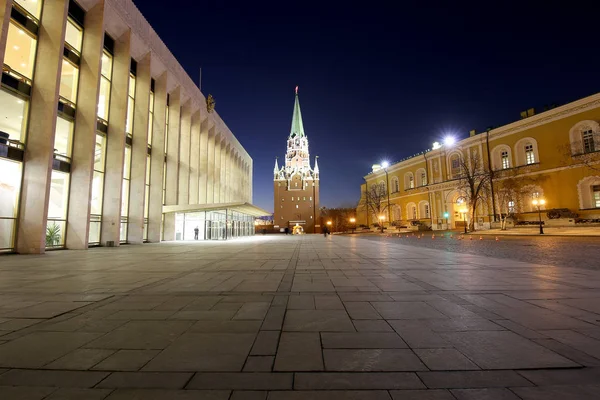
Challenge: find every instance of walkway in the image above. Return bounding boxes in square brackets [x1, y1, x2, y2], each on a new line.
[0, 235, 600, 399]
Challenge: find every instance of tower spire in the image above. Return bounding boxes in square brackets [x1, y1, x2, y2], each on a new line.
[314, 156, 319, 173]
[289, 86, 305, 139]
[274, 157, 279, 173]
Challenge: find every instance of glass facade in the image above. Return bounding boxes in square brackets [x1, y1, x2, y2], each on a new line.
[4, 21, 37, 81]
[0, 159, 22, 251]
[89, 134, 106, 244]
[174, 210, 255, 241]
[65, 19, 83, 53]
[47, 171, 69, 248]
[14, 0, 42, 19]
[59, 59, 79, 104]
[121, 145, 132, 242]
[97, 52, 112, 121]
[0, 89, 29, 145]
[125, 74, 135, 136]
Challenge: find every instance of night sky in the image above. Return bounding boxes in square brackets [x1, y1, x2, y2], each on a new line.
[136, 1, 600, 213]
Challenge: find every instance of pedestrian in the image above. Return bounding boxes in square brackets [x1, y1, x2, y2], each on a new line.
[323, 226, 328, 237]
[285, 227, 289, 235]
[194, 226, 199, 240]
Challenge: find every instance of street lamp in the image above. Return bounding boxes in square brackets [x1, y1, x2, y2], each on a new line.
[532, 198, 546, 234]
[381, 161, 391, 228]
[349, 217, 356, 234]
[460, 207, 468, 234]
[378, 215, 385, 233]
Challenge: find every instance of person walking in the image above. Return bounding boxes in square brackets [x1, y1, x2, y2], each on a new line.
[194, 226, 199, 240]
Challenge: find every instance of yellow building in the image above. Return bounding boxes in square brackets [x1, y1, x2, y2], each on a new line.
[357, 92, 600, 231]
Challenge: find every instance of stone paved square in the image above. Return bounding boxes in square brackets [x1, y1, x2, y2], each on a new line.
[1, 235, 600, 398]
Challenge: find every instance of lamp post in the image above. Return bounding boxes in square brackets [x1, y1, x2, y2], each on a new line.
[532, 198, 546, 234]
[326, 220, 332, 233]
[378, 215, 385, 233]
[460, 207, 468, 234]
[350, 217, 356, 234]
[381, 162, 391, 228]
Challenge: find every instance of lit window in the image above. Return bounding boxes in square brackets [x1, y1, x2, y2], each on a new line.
[14, 0, 42, 18]
[148, 92, 154, 146]
[310, 197, 312, 201]
[451, 158, 460, 169]
[125, 74, 136, 135]
[583, 129, 596, 154]
[424, 204, 430, 218]
[593, 185, 600, 208]
[53, 116, 74, 158]
[412, 206, 417, 220]
[525, 144, 535, 164]
[421, 172, 427, 186]
[501, 151, 510, 169]
[291, 197, 294, 201]
[4, 22, 37, 80]
[296, 204, 299, 209]
[65, 19, 83, 53]
[409, 175, 414, 189]
[59, 59, 79, 103]
[0, 89, 28, 144]
[393, 178, 399, 192]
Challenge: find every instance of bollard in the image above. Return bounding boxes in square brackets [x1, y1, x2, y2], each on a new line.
[450, 234, 453, 239]
[469, 236, 473, 240]
[479, 236, 483, 240]
[495, 236, 499, 241]
[432, 234, 435, 239]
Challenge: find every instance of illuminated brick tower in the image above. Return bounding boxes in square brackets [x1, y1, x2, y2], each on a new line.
[273, 88, 320, 233]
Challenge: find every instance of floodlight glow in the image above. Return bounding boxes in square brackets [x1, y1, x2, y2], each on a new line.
[432, 142, 441, 150]
[381, 161, 390, 168]
[444, 136, 456, 146]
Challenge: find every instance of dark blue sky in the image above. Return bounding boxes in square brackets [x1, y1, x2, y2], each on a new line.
[137, 1, 600, 212]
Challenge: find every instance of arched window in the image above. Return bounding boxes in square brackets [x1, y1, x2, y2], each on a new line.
[379, 180, 386, 193]
[514, 138, 540, 166]
[406, 202, 417, 220]
[569, 121, 599, 156]
[416, 168, 427, 186]
[404, 172, 414, 190]
[447, 152, 462, 178]
[418, 200, 430, 219]
[391, 177, 400, 193]
[392, 204, 401, 221]
[520, 185, 545, 212]
[577, 176, 600, 209]
[491, 145, 512, 170]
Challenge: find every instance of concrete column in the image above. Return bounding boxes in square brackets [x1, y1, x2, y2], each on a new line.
[127, 53, 151, 244]
[66, 0, 104, 249]
[163, 88, 180, 241]
[206, 126, 215, 203]
[148, 72, 167, 243]
[237, 155, 243, 201]
[198, 117, 208, 203]
[0, 0, 13, 64]
[100, 30, 130, 246]
[213, 133, 222, 203]
[16, 0, 68, 254]
[189, 110, 200, 204]
[178, 100, 191, 205]
[224, 144, 230, 202]
[248, 160, 253, 203]
[220, 142, 228, 202]
[231, 152, 238, 201]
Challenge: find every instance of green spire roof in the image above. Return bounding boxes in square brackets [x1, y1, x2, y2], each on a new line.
[289, 87, 305, 139]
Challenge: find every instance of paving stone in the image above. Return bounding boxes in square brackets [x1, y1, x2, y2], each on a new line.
[294, 372, 425, 389]
[418, 371, 534, 389]
[517, 368, 600, 386]
[389, 389, 455, 400]
[451, 388, 521, 399]
[352, 320, 394, 332]
[511, 385, 600, 400]
[143, 333, 256, 371]
[321, 332, 407, 348]
[415, 348, 481, 370]
[106, 310, 176, 320]
[43, 388, 113, 400]
[234, 303, 271, 320]
[283, 310, 354, 332]
[0, 386, 55, 400]
[212, 302, 244, 312]
[389, 325, 452, 348]
[344, 302, 382, 319]
[170, 310, 237, 320]
[287, 296, 315, 310]
[92, 349, 160, 371]
[371, 302, 448, 319]
[97, 372, 193, 389]
[231, 391, 267, 400]
[187, 372, 293, 390]
[267, 391, 392, 400]
[314, 295, 344, 310]
[532, 338, 600, 366]
[274, 332, 323, 371]
[3, 302, 91, 318]
[0, 369, 108, 388]
[251, 331, 280, 355]
[44, 348, 115, 370]
[105, 388, 231, 399]
[441, 330, 579, 369]
[323, 349, 427, 371]
[244, 356, 274, 371]
[261, 307, 286, 330]
[0, 331, 100, 368]
[0, 319, 42, 331]
[85, 321, 192, 350]
[191, 320, 262, 333]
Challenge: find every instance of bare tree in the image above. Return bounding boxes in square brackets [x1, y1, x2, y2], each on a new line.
[455, 150, 492, 232]
[558, 134, 600, 172]
[362, 183, 389, 232]
[495, 172, 546, 229]
[321, 207, 356, 233]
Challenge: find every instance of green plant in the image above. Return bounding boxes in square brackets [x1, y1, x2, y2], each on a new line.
[46, 223, 61, 247]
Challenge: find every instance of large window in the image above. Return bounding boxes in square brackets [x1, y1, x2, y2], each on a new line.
[125, 74, 136, 136]
[525, 144, 535, 165]
[583, 129, 596, 154]
[148, 91, 154, 146]
[97, 51, 113, 121]
[4, 22, 37, 80]
[89, 134, 106, 244]
[594, 185, 600, 208]
[47, 171, 70, 248]
[0, 159, 22, 251]
[53, 116, 74, 160]
[0, 89, 29, 145]
[144, 155, 150, 241]
[65, 19, 82, 53]
[14, 0, 42, 19]
[59, 59, 79, 104]
[121, 145, 132, 242]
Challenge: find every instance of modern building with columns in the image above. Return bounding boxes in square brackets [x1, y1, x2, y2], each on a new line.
[0, 0, 264, 254]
